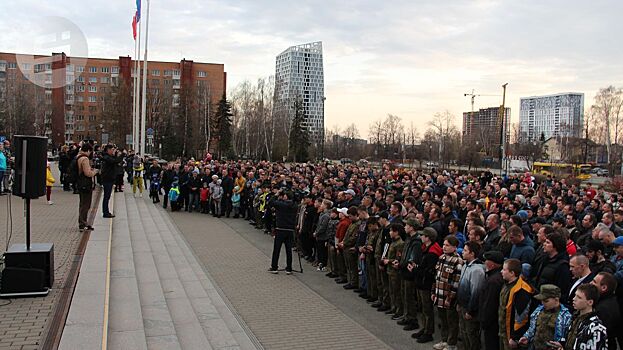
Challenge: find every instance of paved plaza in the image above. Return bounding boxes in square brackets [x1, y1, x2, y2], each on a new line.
[0, 165, 98, 350]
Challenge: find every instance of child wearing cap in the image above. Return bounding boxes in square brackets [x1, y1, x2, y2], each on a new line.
[518, 284, 572, 350]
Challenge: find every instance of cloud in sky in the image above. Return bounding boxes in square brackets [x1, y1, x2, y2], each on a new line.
[1, 0, 622, 137]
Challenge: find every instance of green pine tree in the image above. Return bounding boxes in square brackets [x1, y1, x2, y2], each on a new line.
[215, 93, 233, 158]
[289, 97, 310, 162]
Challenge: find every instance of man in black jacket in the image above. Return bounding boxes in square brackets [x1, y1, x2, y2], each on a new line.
[100, 145, 123, 218]
[411, 227, 442, 344]
[398, 218, 422, 331]
[268, 190, 298, 274]
[478, 250, 505, 350]
[220, 169, 234, 217]
[160, 164, 175, 209]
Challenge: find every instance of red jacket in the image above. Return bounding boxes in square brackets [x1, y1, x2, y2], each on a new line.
[335, 218, 351, 244]
[200, 188, 210, 201]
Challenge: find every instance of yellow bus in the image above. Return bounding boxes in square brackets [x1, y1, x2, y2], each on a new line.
[532, 162, 592, 180]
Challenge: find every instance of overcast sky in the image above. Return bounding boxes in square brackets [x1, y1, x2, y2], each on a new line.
[1, 0, 621, 137]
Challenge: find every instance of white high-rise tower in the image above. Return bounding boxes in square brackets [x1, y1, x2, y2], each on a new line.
[274, 41, 325, 145]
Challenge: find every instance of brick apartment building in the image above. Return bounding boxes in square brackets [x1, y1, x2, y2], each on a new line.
[0, 52, 226, 149]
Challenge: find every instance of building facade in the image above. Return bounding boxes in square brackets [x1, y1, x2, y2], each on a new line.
[0, 52, 226, 148]
[462, 106, 510, 156]
[274, 41, 325, 144]
[519, 93, 584, 142]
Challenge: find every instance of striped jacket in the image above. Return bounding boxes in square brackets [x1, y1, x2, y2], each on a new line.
[432, 252, 464, 309]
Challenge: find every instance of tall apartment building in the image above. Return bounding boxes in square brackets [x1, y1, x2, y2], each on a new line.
[274, 41, 325, 144]
[519, 93, 584, 142]
[462, 107, 510, 156]
[0, 52, 226, 148]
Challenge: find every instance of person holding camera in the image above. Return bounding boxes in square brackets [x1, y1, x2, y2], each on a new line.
[100, 144, 123, 218]
[268, 190, 298, 274]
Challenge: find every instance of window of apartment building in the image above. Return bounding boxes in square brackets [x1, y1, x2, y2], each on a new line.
[101, 67, 110, 73]
[66, 85, 74, 92]
[152, 69, 160, 76]
[100, 77, 109, 84]
[76, 105, 84, 111]
[151, 79, 159, 85]
[89, 77, 97, 83]
[77, 96, 84, 102]
[172, 70, 180, 76]
[76, 115, 84, 121]
[111, 66, 119, 74]
[152, 88, 159, 94]
[21, 63, 31, 71]
[89, 105, 97, 112]
[77, 76, 84, 83]
[88, 85, 97, 92]
[164, 79, 171, 85]
[76, 125, 84, 131]
[76, 66, 84, 73]
[89, 115, 96, 121]
[164, 69, 172, 76]
[88, 96, 97, 103]
[66, 64, 73, 72]
[172, 79, 180, 86]
[197, 71, 207, 77]
[88, 66, 97, 73]
[100, 87, 107, 94]
[7, 62, 17, 69]
[76, 85, 85, 92]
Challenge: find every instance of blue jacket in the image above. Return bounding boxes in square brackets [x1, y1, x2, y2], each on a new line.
[510, 236, 535, 265]
[0, 151, 6, 171]
[523, 304, 572, 344]
[456, 259, 486, 315]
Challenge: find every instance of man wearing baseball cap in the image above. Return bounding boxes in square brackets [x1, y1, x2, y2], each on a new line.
[518, 284, 572, 349]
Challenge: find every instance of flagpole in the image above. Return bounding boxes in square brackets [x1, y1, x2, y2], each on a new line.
[140, 0, 150, 156]
[135, 11, 142, 153]
[132, 30, 138, 151]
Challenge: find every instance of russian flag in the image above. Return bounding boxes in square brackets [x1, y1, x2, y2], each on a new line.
[132, 12, 137, 40]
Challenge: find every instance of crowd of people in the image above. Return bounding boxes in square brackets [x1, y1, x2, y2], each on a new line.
[53, 141, 623, 350]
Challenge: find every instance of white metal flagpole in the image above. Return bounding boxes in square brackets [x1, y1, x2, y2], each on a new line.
[132, 32, 138, 151]
[134, 11, 142, 153]
[140, 0, 150, 156]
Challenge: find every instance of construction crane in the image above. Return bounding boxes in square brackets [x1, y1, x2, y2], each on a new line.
[463, 89, 500, 150]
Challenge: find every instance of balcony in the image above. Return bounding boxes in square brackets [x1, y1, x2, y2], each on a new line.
[66, 98, 74, 105]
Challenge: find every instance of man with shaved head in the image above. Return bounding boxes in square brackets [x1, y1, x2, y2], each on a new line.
[568, 254, 595, 310]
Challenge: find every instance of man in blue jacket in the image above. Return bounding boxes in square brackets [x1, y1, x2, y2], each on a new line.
[457, 241, 486, 350]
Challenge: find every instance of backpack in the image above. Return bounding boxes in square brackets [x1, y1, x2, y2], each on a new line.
[75, 155, 93, 192]
[65, 156, 80, 184]
[168, 186, 180, 202]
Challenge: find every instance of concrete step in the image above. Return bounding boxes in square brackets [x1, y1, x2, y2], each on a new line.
[128, 195, 213, 349]
[107, 192, 148, 350]
[140, 199, 254, 350]
[123, 193, 182, 350]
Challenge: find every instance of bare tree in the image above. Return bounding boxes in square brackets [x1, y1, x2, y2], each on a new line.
[590, 86, 623, 167]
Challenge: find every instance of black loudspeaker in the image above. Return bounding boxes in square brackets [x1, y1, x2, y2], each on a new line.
[12, 135, 48, 199]
[2, 243, 55, 289]
[0, 267, 45, 294]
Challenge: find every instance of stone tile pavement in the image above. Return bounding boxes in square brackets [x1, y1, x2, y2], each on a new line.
[0, 164, 97, 350]
[166, 209, 393, 350]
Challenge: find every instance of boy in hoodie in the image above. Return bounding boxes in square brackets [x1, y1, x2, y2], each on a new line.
[411, 227, 442, 344]
[46, 162, 55, 205]
[457, 241, 486, 350]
